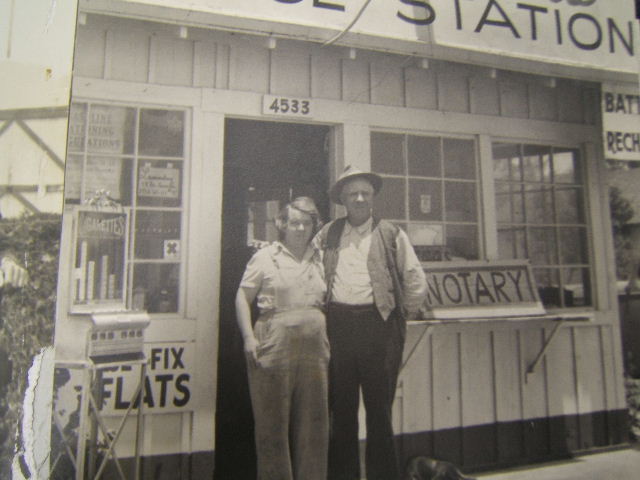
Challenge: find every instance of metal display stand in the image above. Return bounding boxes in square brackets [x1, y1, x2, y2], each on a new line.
[52, 356, 147, 480]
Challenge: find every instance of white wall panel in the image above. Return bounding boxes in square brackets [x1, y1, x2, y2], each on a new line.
[370, 60, 404, 107]
[432, 330, 462, 430]
[493, 328, 523, 423]
[229, 43, 268, 93]
[151, 37, 194, 86]
[404, 67, 437, 110]
[461, 327, 495, 427]
[342, 59, 370, 104]
[105, 29, 150, 83]
[270, 50, 310, 97]
[193, 41, 216, 88]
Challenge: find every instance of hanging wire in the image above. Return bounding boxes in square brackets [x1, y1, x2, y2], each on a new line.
[322, 0, 374, 47]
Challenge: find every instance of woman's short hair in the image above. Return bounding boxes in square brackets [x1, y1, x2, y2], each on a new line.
[275, 196, 323, 240]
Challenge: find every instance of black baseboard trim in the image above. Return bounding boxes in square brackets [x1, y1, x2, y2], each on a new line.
[69, 409, 627, 479]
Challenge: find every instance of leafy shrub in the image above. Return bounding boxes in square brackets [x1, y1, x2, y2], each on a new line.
[0, 213, 61, 477]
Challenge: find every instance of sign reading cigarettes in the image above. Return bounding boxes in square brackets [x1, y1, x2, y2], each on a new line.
[72, 209, 129, 312]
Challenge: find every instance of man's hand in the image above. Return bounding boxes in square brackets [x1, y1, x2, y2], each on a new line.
[0, 255, 28, 288]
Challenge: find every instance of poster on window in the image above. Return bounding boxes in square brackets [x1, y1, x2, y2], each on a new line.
[138, 162, 180, 199]
[71, 208, 129, 312]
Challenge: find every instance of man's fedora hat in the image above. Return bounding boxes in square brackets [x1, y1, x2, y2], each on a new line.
[329, 165, 383, 205]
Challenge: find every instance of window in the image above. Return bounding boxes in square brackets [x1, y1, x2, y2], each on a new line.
[65, 102, 186, 314]
[370, 132, 480, 261]
[492, 143, 591, 308]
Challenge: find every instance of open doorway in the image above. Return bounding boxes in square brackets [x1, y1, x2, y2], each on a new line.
[214, 119, 331, 479]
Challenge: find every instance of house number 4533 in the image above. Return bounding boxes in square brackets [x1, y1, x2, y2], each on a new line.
[263, 95, 312, 117]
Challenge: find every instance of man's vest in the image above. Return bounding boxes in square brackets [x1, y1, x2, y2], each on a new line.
[321, 217, 402, 321]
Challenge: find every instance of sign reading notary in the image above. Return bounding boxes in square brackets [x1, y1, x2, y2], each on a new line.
[420, 260, 545, 319]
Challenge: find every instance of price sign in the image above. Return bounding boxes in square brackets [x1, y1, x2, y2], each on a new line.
[262, 95, 313, 118]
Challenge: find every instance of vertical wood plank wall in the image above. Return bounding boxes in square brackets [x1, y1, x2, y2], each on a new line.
[70, 13, 625, 471]
[73, 16, 598, 125]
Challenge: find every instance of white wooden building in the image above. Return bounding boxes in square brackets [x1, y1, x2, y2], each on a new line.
[52, 1, 638, 478]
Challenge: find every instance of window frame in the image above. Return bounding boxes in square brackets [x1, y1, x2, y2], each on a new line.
[487, 138, 594, 311]
[369, 129, 483, 262]
[65, 99, 191, 317]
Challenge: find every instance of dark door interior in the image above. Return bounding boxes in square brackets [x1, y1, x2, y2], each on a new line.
[214, 119, 330, 479]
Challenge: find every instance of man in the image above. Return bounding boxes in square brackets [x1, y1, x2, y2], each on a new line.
[315, 165, 427, 480]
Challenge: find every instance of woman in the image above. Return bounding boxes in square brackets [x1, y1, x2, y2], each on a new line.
[235, 196, 329, 480]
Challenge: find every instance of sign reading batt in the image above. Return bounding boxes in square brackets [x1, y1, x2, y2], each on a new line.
[420, 260, 545, 319]
[602, 82, 640, 162]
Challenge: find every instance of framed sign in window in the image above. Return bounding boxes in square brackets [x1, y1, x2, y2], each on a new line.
[71, 207, 130, 313]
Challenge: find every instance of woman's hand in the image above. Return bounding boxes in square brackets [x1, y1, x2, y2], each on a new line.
[243, 335, 259, 367]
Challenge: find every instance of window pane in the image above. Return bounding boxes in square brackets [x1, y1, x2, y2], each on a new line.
[371, 132, 404, 175]
[137, 160, 183, 207]
[555, 186, 585, 223]
[132, 263, 180, 313]
[492, 143, 520, 180]
[445, 181, 477, 222]
[553, 148, 581, 183]
[563, 268, 592, 307]
[84, 156, 133, 206]
[67, 103, 86, 152]
[446, 224, 478, 260]
[408, 223, 443, 246]
[409, 179, 441, 221]
[87, 105, 135, 154]
[139, 109, 185, 157]
[444, 138, 475, 179]
[492, 141, 590, 309]
[374, 177, 405, 219]
[522, 145, 551, 182]
[64, 154, 83, 203]
[529, 227, 558, 264]
[135, 211, 181, 259]
[495, 184, 511, 223]
[408, 135, 441, 177]
[498, 227, 526, 259]
[558, 227, 588, 264]
[524, 184, 553, 223]
[535, 268, 562, 308]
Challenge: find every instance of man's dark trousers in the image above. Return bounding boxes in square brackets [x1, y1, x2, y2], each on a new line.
[326, 302, 405, 480]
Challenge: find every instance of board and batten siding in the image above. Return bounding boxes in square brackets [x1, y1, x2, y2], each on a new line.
[67, 12, 626, 474]
[73, 15, 598, 126]
[397, 320, 626, 469]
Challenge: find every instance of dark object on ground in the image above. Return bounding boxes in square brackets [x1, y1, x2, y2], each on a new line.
[403, 456, 476, 480]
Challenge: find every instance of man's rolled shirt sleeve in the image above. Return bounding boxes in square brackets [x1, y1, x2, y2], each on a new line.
[395, 229, 427, 316]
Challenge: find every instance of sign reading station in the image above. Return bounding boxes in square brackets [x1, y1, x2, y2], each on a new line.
[420, 260, 545, 319]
